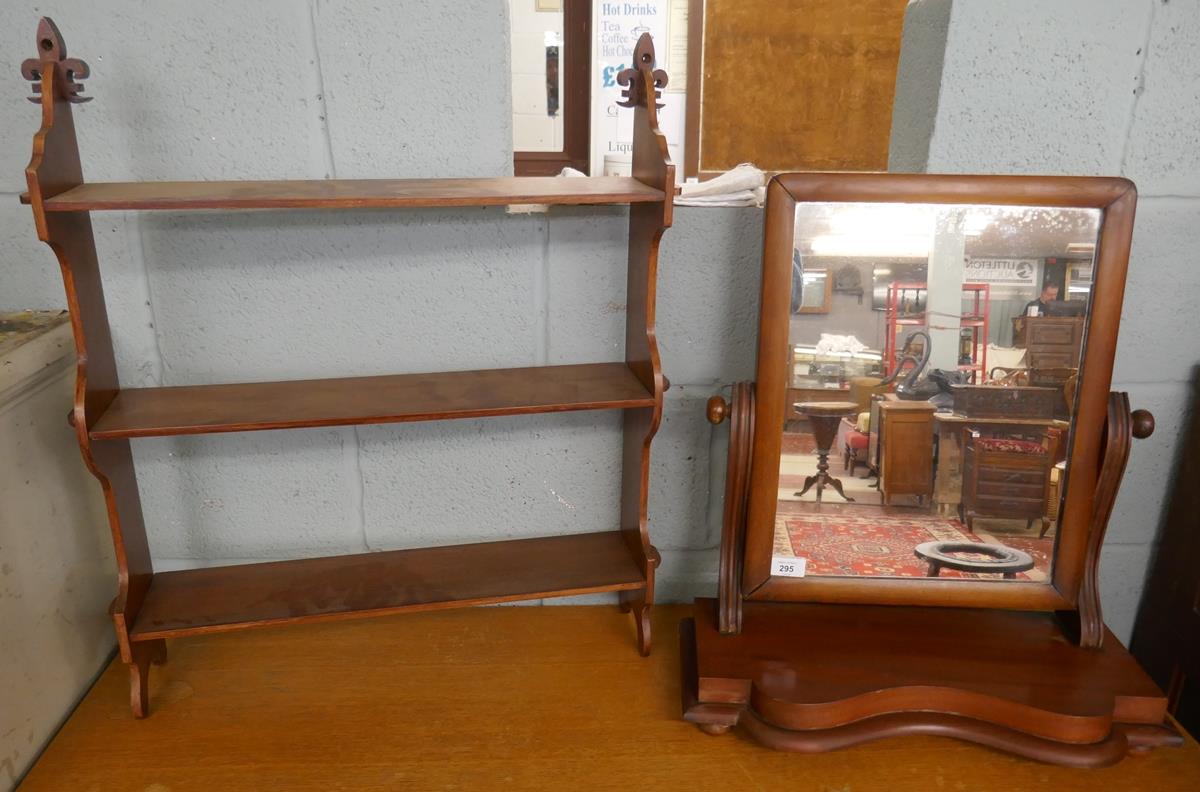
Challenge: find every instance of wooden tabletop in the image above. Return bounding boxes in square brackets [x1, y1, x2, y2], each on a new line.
[18, 605, 1200, 791]
[793, 400, 860, 416]
[877, 399, 938, 412]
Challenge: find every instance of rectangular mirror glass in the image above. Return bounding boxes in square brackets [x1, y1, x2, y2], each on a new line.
[775, 202, 1100, 583]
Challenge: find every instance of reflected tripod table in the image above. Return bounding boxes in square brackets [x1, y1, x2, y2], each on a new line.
[793, 401, 861, 503]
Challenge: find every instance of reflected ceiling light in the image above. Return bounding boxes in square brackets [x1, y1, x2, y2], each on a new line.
[809, 234, 930, 258]
[962, 211, 991, 236]
[825, 204, 932, 235]
[809, 203, 934, 258]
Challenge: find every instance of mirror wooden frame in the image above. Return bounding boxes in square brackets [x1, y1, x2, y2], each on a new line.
[743, 173, 1136, 611]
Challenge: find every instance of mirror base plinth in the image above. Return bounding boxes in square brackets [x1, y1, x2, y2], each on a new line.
[680, 598, 1180, 767]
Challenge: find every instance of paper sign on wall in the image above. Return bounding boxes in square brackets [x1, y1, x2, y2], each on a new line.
[590, 1, 686, 174]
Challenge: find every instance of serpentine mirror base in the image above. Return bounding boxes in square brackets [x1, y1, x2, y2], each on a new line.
[680, 598, 1182, 766]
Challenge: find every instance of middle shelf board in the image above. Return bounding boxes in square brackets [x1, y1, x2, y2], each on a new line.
[41, 176, 666, 212]
[89, 362, 656, 440]
[129, 530, 646, 640]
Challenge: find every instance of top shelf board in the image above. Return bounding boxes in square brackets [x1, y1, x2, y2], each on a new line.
[39, 176, 666, 212]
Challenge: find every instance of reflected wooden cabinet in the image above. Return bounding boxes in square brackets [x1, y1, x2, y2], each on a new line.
[961, 430, 1055, 534]
[877, 400, 935, 506]
[1013, 316, 1085, 369]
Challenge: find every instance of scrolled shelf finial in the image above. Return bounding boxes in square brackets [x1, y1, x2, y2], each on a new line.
[616, 32, 668, 109]
[21, 17, 92, 104]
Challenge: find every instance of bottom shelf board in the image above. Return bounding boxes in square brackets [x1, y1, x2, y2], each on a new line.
[130, 531, 645, 641]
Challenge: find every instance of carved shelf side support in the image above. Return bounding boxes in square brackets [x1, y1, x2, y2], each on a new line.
[617, 30, 674, 656]
[24, 17, 159, 716]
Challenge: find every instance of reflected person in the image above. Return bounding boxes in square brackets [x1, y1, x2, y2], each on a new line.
[1023, 281, 1059, 317]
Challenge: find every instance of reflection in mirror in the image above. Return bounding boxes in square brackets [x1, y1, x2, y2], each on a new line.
[510, 0, 564, 154]
[776, 203, 1100, 583]
[794, 267, 833, 313]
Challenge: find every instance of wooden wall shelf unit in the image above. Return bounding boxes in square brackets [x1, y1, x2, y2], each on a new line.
[1013, 315, 1085, 370]
[22, 19, 675, 717]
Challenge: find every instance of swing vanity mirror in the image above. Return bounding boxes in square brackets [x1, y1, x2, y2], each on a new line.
[683, 173, 1181, 766]
[746, 175, 1128, 609]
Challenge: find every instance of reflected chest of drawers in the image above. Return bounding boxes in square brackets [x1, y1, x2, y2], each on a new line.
[876, 400, 936, 506]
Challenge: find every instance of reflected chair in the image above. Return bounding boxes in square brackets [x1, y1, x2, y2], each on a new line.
[843, 418, 870, 476]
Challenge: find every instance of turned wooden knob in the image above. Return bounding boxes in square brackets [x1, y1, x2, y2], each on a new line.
[707, 395, 729, 424]
[1131, 409, 1155, 439]
[662, 375, 670, 392]
[66, 409, 75, 427]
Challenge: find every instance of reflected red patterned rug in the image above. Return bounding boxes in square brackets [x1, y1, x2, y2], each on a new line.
[775, 512, 1043, 579]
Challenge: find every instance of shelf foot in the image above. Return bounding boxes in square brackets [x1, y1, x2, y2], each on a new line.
[128, 639, 166, 719]
[619, 591, 651, 656]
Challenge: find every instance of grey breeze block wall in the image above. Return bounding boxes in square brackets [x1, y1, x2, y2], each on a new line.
[2, 0, 1198, 642]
